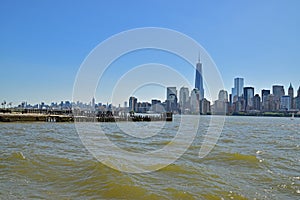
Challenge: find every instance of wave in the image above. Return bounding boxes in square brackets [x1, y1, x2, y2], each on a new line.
[203, 152, 261, 168]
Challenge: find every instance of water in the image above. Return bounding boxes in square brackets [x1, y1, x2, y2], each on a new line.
[0, 116, 299, 199]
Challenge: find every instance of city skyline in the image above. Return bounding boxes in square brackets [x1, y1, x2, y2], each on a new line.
[1, 1, 300, 105]
[6, 78, 300, 110]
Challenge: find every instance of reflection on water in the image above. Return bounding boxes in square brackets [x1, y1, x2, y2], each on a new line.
[0, 116, 299, 199]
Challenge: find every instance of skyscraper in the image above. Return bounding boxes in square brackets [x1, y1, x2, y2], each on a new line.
[231, 77, 244, 102]
[253, 94, 261, 111]
[280, 96, 291, 111]
[218, 90, 228, 102]
[261, 90, 270, 104]
[129, 96, 137, 112]
[179, 87, 189, 110]
[214, 89, 229, 115]
[166, 87, 178, 112]
[91, 97, 95, 111]
[272, 85, 285, 100]
[261, 89, 270, 111]
[288, 83, 294, 109]
[190, 88, 200, 114]
[272, 85, 285, 111]
[195, 56, 204, 100]
[243, 87, 254, 111]
[167, 87, 177, 101]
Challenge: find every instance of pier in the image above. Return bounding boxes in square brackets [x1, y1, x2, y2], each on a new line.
[0, 109, 173, 122]
[0, 113, 73, 122]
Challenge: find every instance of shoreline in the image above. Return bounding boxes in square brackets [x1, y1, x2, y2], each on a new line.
[0, 113, 73, 122]
[0, 112, 298, 123]
[0, 112, 173, 122]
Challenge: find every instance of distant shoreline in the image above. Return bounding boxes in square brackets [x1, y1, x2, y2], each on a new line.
[0, 112, 298, 123]
[0, 112, 173, 122]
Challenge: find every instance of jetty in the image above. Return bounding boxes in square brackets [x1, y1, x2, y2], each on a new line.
[74, 112, 173, 122]
[0, 109, 172, 122]
[0, 113, 73, 122]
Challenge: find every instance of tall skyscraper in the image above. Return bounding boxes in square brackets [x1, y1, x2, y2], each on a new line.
[179, 87, 189, 110]
[190, 88, 200, 114]
[195, 56, 204, 100]
[167, 87, 177, 101]
[231, 77, 244, 102]
[261, 89, 270, 111]
[288, 83, 294, 109]
[243, 87, 254, 111]
[129, 96, 137, 112]
[272, 85, 285, 111]
[280, 96, 291, 111]
[166, 87, 178, 112]
[261, 90, 270, 104]
[272, 85, 285, 100]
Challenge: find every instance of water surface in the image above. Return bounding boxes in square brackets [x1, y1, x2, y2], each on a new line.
[0, 116, 299, 199]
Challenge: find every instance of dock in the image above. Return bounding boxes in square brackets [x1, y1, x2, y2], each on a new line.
[0, 111, 173, 123]
[0, 113, 73, 122]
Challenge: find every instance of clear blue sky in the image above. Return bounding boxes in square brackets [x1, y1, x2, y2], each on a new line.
[1, 0, 299, 105]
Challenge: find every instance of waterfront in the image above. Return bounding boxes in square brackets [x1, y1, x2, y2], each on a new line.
[0, 116, 299, 199]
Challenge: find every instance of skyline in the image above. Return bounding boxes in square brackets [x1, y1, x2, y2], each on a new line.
[4, 77, 300, 108]
[1, 1, 300, 105]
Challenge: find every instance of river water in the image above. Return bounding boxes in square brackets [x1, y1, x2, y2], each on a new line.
[0, 116, 299, 199]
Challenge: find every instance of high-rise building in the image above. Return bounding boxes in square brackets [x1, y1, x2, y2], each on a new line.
[243, 87, 254, 111]
[273, 85, 285, 100]
[91, 97, 95, 111]
[261, 89, 270, 111]
[167, 87, 177, 100]
[151, 99, 161, 105]
[166, 87, 178, 112]
[129, 96, 137, 112]
[137, 102, 151, 113]
[151, 99, 163, 113]
[252, 94, 261, 111]
[267, 94, 276, 112]
[261, 90, 270, 104]
[218, 90, 228, 102]
[280, 96, 291, 111]
[288, 83, 294, 109]
[296, 86, 300, 110]
[179, 87, 190, 111]
[195, 56, 204, 100]
[214, 89, 229, 115]
[200, 98, 211, 115]
[272, 85, 285, 111]
[231, 77, 244, 102]
[190, 88, 200, 114]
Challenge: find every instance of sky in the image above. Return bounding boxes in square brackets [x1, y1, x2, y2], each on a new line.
[0, 0, 300, 106]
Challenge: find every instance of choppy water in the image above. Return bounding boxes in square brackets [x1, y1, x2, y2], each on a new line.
[0, 116, 299, 199]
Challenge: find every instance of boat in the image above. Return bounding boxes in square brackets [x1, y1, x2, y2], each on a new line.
[291, 113, 295, 120]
